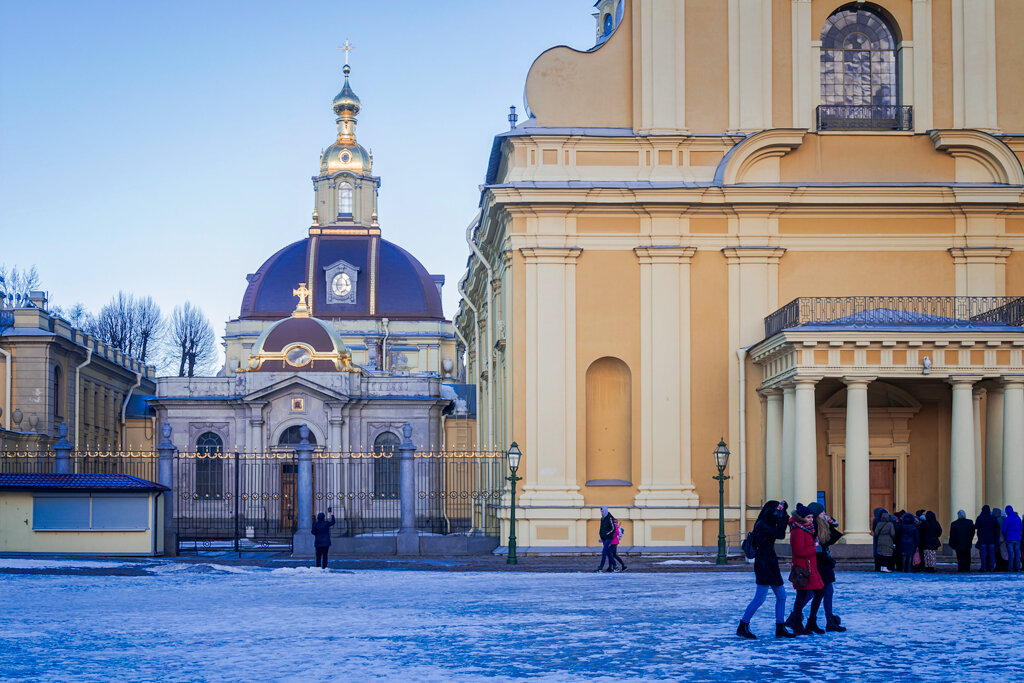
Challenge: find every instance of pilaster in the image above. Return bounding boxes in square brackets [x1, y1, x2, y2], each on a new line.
[791, 0, 813, 130]
[948, 247, 1012, 297]
[951, 0, 999, 131]
[728, 0, 774, 132]
[635, 0, 687, 134]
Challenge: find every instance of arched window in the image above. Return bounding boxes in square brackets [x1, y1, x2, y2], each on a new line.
[52, 365, 63, 426]
[373, 431, 400, 498]
[602, 13, 613, 37]
[819, 6, 906, 130]
[196, 431, 224, 499]
[277, 425, 318, 447]
[338, 182, 353, 215]
[585, 357, 632, 485]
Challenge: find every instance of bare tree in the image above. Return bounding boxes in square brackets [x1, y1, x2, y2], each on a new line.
[92, 292, 164, 363]
[0, 264, 41, 305]
[134, 296, 163, 363]
[167, 302, 217, 377]
[52, 302, 96, 331]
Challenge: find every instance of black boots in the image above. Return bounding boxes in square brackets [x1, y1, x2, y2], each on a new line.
[826, 615, 847, 633]
[775, 623, 796, 638]
[737, 621, 756, 640]
[784, 612, 807, 636]
[805, 616, 825, 634]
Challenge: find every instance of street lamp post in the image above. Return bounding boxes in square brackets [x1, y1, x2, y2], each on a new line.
[713, 438, 731, 565]
[506, 441, 522, 565]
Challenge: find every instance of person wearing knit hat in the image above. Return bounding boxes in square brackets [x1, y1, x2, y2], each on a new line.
[806, 503, 846, 634]
[784, 504, 825, 635]
[595, 506, 621, 572]
[807, 502, 824, 517]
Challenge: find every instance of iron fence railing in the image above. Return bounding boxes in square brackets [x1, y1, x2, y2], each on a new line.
[816, 104, 913, 131]
[0, 451, 158, 479]
[764, 296, 1024, 338]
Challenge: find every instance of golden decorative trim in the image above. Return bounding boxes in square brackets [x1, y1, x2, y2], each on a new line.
[306, 236, 318, 306]
[309, 228, 381, 236]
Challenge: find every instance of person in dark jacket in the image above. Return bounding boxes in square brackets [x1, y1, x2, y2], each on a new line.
[874, 513, 896, 573]
[871, 507, 887, 570]
[918, 511, 943, 573]
[948, 510, 975, 572]
[1003, 504, 1022, 572]
[898, 513, 919, 573]
[807, 502, 845, 634]
[737, 500, 794, 640]
[785, 504, 825, 637]
[992, 508, 1009, 571]
[975, 505, 998, 572]
[311, 509, 336, 569]
[596, 506, 621, 572]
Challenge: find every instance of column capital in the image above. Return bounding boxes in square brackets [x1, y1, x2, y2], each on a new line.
[973, 387, 987, 399]
[518, 246, 582, 264]
[1000, 375, 1024, 386]
[758, 386, 783, 398]
[633, 245, 697, 264]
[841, 376, 877, 387]
[948, 375, 983, 387]
[720, 246, 787, 264]
[792, 375, 823, 386]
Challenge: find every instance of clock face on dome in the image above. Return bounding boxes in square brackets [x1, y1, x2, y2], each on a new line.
[285, 345, 312, 367]
[340, 150, 352, 164]
[332, 272, 352, 297]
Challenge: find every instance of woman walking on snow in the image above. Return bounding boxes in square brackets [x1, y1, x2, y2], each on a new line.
[595, 506, 621, 572]
[806, 502, 846, 633]
[737, 500, 794, 640]
[784, 504, 824, 636]
[609, 515, 628, 572]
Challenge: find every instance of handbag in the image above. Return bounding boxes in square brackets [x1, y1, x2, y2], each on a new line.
[912, 549, 921, 566]
[789, 564, 810, 588]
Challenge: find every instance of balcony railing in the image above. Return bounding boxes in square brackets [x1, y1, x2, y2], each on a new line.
[764, 296, 1024, 339]
[816, 105, 913, 131]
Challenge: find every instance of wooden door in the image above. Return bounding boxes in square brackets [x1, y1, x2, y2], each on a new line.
[869, 460, 895, 513]
[280, 463, 297, 532]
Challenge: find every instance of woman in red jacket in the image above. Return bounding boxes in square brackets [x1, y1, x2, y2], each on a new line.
[784, 503, 824, 636]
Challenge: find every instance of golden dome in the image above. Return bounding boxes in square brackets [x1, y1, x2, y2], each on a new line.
[332, 65, 361, 115]
[320, 141, 372, 175]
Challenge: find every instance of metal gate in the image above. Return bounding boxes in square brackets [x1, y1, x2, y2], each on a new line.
[174, 451, 297, 553]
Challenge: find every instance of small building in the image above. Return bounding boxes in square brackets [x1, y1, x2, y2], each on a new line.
[0, 473, 167, 556]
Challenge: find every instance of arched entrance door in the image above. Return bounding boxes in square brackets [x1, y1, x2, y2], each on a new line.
[275, 426, 319, 532]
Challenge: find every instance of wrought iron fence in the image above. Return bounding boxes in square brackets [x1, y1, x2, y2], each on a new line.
[0, 451, 158, 479]
[414, 450, 507, 538]
[764, 296, 1024, 338]
[816, 104, 913, 131]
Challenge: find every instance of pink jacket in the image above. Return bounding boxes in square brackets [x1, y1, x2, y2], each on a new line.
[612, 520, 622, 545]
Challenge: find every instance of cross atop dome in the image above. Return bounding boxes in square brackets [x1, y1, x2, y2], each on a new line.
[339, 39, 355, 66]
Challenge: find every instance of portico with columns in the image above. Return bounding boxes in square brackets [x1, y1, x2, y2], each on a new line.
[750, 298, 1024, 544]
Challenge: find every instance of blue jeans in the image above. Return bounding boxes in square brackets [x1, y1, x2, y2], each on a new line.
[741, 584, 786, 624]
[978, 544, 996, 572]
[1007, 541, 1021, 571]
[598, 539, 618, 569]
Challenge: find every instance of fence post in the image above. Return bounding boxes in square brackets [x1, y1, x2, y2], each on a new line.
[292, 425, 314, 557]
[53, 422, 72, 474]
[397, 422, 419, 555]
[157, 422, 177, 556]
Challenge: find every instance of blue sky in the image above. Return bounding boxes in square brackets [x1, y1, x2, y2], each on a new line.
[0, 1, 596, 347]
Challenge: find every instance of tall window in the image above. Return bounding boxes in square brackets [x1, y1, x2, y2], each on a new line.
[820, 7, 897, 107]
[338, 182, 353, 215]
[52, 365, 63, 426]
[373, 431, 400, 498]
[277, 425, 318, 447]
[196, 431, 224, 499]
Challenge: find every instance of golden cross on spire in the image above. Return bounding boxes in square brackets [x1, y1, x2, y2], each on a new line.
[292, 283, 311, 317]
[338, 39, 355, 66]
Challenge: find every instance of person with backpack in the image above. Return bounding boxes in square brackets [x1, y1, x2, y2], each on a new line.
[737, 500, 794, 640]
[609, 515, 627, 572]
[311, 508, 336, 569]
[595, 506, 621, 572]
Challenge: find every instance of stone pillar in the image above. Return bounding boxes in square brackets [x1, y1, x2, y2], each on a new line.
[949, 377, 980, 520]
[781, 383, 796, 506]
[52, 422, 72, 475]
[396, 423, 419, 555]
[1002, 377, 1024, 510]
[985, 384, 1004, 508]
[973, 387, 985, 510]
[793, 376, 821, 506]
[291, 425, 314, 557]
[843, 377, 874, 544]
[156, 422, 177, 556]
[763, 389, 783, 501]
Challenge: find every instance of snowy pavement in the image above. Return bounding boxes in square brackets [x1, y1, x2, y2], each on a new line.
[1, 560, 1021, 682]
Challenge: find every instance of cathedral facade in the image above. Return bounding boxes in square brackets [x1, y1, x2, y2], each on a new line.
[153, 64, 459, 457]
[458, 0, 1024, 551]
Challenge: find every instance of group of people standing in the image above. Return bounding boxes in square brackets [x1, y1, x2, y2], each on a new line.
[737, 500, 847, 639]
[871, 509, 944, 572]
[947, 505, 1022, 572]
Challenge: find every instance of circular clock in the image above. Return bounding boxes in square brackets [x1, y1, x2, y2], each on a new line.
[285, 345, 312, 367]
[340, 150, 352, 164]
[332, 272, 352, 297]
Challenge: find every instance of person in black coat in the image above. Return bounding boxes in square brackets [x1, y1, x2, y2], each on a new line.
[806, 502, 846, 634]
[948, 510, 976, 573]
[737, 500, 795, 640]
[311, 509, 336, 569]
[898, 513, 919, 573]
[975, 505, 998, 572]
[918, 511, 943, 573]
[596, 506, 621, 572]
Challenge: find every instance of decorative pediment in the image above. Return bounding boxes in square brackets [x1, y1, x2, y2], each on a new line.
[323, 258, 360, 305]
[244, 375, 349, 403]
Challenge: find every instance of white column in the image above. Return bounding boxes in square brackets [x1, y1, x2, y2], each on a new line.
[793, 376, 821, 506]
[764, 388, 784, 501]
[973, 388, 985, 510]
[1002, 377, 1024, 509]
[843, 377, 874, 544]
[985, 384, 1004, 508]
[781, 383, 796, 506]
[950, 377, 980, 519]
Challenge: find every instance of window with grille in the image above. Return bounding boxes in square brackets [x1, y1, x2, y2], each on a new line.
[195, 431, 224, 499]
[373, 431, 400, 498]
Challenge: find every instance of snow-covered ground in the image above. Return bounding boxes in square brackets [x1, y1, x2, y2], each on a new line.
[0, 560, 1021, 682]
